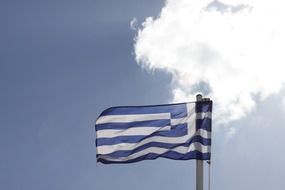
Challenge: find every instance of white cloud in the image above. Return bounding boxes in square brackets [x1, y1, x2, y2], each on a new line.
[130, 17, 138, 31]
[134, 0, 285, 124]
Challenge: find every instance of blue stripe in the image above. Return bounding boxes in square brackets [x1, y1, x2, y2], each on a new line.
[196, 118, 212, 132]
[97, 151, 210, 164]
[196, 101, 212, 113]
[97, 135, 210, 158]
[95, 119, 170, 131]
[96, 124, 188, 146]
[99, 103, 187, 119]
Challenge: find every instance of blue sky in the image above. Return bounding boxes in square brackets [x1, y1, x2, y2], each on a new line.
[1, 0, 285, 190]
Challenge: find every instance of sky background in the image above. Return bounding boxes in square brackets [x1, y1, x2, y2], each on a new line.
[1, 0, 285, 190]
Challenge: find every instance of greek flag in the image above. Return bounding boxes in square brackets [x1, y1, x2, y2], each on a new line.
[95, 101, 212, 164]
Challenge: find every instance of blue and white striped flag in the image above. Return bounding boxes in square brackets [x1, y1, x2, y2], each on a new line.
[95, 101, 212, 164]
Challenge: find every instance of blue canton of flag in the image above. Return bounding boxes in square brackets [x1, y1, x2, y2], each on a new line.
[95, 101, 212, 164]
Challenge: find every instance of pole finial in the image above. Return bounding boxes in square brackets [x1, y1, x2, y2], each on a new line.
[196, 94, 203, 101]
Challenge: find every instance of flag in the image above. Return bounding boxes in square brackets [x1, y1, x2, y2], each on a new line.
[95, 100, 212, 164]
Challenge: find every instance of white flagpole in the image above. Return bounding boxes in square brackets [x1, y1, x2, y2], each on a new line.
[196, 94, 203, 190]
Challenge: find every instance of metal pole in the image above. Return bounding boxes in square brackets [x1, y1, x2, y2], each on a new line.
[207, 161, 211, 190]
[196, 94, 203, 190]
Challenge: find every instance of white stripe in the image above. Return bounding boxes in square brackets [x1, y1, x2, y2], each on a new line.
[96, 113, 171, 124]
[187, 103, 196, 118]
[170, 117, 189, 126]
[196, 112, 212, 119]
[96, 126, 171, 138]
[97, 142, 210, 162]
[97, 128, 210, 155]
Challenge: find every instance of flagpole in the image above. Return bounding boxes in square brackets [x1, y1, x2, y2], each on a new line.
[196, 94, 203, 190]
